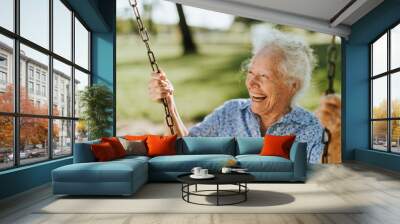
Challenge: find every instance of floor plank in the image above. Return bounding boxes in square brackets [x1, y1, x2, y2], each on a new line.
[1, 162, 400, 224]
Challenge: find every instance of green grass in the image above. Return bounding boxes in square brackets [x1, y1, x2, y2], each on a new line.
[117, 32, 341, 124]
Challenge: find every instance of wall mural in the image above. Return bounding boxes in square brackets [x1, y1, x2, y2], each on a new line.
[116, 0, 342, 164]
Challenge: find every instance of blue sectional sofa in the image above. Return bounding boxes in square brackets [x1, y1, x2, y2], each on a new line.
[52, 137, 307, 196]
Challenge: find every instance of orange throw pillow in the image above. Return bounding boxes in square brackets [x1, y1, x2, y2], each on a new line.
[91, 142, 117, 161]
[146, 135, 177, 157]
[101, 137, 126, 158]
[124, 135, 148, 141]
[259, 134, 296, 159]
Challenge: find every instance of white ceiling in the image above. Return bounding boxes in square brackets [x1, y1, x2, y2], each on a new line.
[166, 0, 384, 38]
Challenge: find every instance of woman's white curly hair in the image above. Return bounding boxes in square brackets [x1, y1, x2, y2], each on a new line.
[250, 28, 317, 105]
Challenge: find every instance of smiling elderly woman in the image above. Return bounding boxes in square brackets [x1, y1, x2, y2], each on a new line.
[148, 30, 324, 163]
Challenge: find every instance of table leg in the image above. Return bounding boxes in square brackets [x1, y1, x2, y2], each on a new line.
[195, 184, 198, 192]
[245, 183, 247, 201]
[187, 184, 190, 202]
[217, 184, 219, 206]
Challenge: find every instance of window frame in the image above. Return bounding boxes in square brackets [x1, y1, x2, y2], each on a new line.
[370, 20, 400, 154]
[0, 0, 92, 171]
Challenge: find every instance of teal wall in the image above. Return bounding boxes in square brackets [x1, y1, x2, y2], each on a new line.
[343, 0, 400, 171]
[0, 0, 116, 200]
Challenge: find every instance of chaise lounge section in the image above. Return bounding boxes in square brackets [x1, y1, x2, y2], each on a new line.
[52, 137, 307, 196]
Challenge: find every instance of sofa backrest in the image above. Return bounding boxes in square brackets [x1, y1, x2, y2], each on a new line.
[73, 139, 100, 163]
[235, 137, 263, 155]
[177, 137, 236, 155]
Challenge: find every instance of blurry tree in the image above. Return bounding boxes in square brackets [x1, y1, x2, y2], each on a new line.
[176, 3, 197, 55]
[116, 18, 135, 34]
[0, 85, 59, 150]
[143, 0, 157, 35]
[234, 17, 261, 25]
[392, 100, 400, 142]
[372, 100, 388, 140]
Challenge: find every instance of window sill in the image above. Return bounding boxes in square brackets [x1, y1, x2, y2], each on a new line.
[0, 156, 72, 176]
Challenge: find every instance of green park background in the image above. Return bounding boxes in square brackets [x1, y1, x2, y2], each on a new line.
[116, 10, 341, 135]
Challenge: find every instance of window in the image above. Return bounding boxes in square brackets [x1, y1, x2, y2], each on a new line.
[42, 85, 46, 97]
[370, 23, 400, 154]
[53, 119, 72, 158]
[20, 0, 49, 49]
[0, 0, 91, 170]
[53, 0, 72, 60]
[0, 116, 13, 170]
[35, 70, 41, 81]
[0, 71, 7, 84]
[0, 54, 8, 90]
[0, 0, 14, 32]
[0, 54, 7, 67]
[53, 59, 72, 117]
[28, 81, 34, 94]
[36, 83, 40, 95]
[75, 18, 89, 70]
[28, 67, 34, 80]
[0, 34, 13, 112]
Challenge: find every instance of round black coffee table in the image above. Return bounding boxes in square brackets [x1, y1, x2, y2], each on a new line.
[177, 173, 255, 206]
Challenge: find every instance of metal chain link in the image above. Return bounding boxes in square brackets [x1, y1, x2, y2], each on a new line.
[128, 0, 175, 135]
[325, 35, 337, 95]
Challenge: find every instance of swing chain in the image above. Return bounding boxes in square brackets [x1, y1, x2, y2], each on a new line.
[128, 0, 175, 134]
[326, 35, 337, 95]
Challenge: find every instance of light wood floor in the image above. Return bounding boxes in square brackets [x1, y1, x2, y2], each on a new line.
[1, 162, 400, 224]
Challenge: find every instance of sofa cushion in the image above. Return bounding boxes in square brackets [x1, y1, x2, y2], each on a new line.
[236, 137, 263, 155]
[53, 158, 147, 183]
[101, 137, 127, 158]
[149, 154, 235, 172]
[118, 138, 147, 156]
[236, 155, 293, 172]
[91, 142, 118, 161]
[177, 137, 235, 155]
[147, 135, 177, 157]
[259, 135, 296, 159]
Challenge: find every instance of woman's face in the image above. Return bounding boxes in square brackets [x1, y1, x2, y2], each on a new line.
[246, 48, 299, 116]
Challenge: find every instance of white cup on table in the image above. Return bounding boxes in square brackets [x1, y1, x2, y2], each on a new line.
[200, 169, 208, 176]
[191, 167, 202, 176]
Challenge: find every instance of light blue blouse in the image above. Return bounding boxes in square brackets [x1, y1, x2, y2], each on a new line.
[188, 99, 324, 163]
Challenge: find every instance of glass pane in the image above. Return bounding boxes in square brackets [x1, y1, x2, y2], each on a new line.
[391, 72, 400, 118]
[20, 44, 49, 115]
[372, 77, 387, 119]
[0, 0, 14, 31]
[372, 33, 387, 76]
[372, 121, 388, 151]
[20, 117, 49, 165]
[0, 116, 14, 170]
[74, 18, 89, 70]
[0, 35, 14, 112]
[53, 0, 72, 60]
[391, 24, 400, 70]
[74, 69, 89, 117]
[75, 120, 88, 143]
[53, 59, 72, 117]
[53, 119, 72, 157]
[391, 120, 400, 153]
[20, 0, 49, 49]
